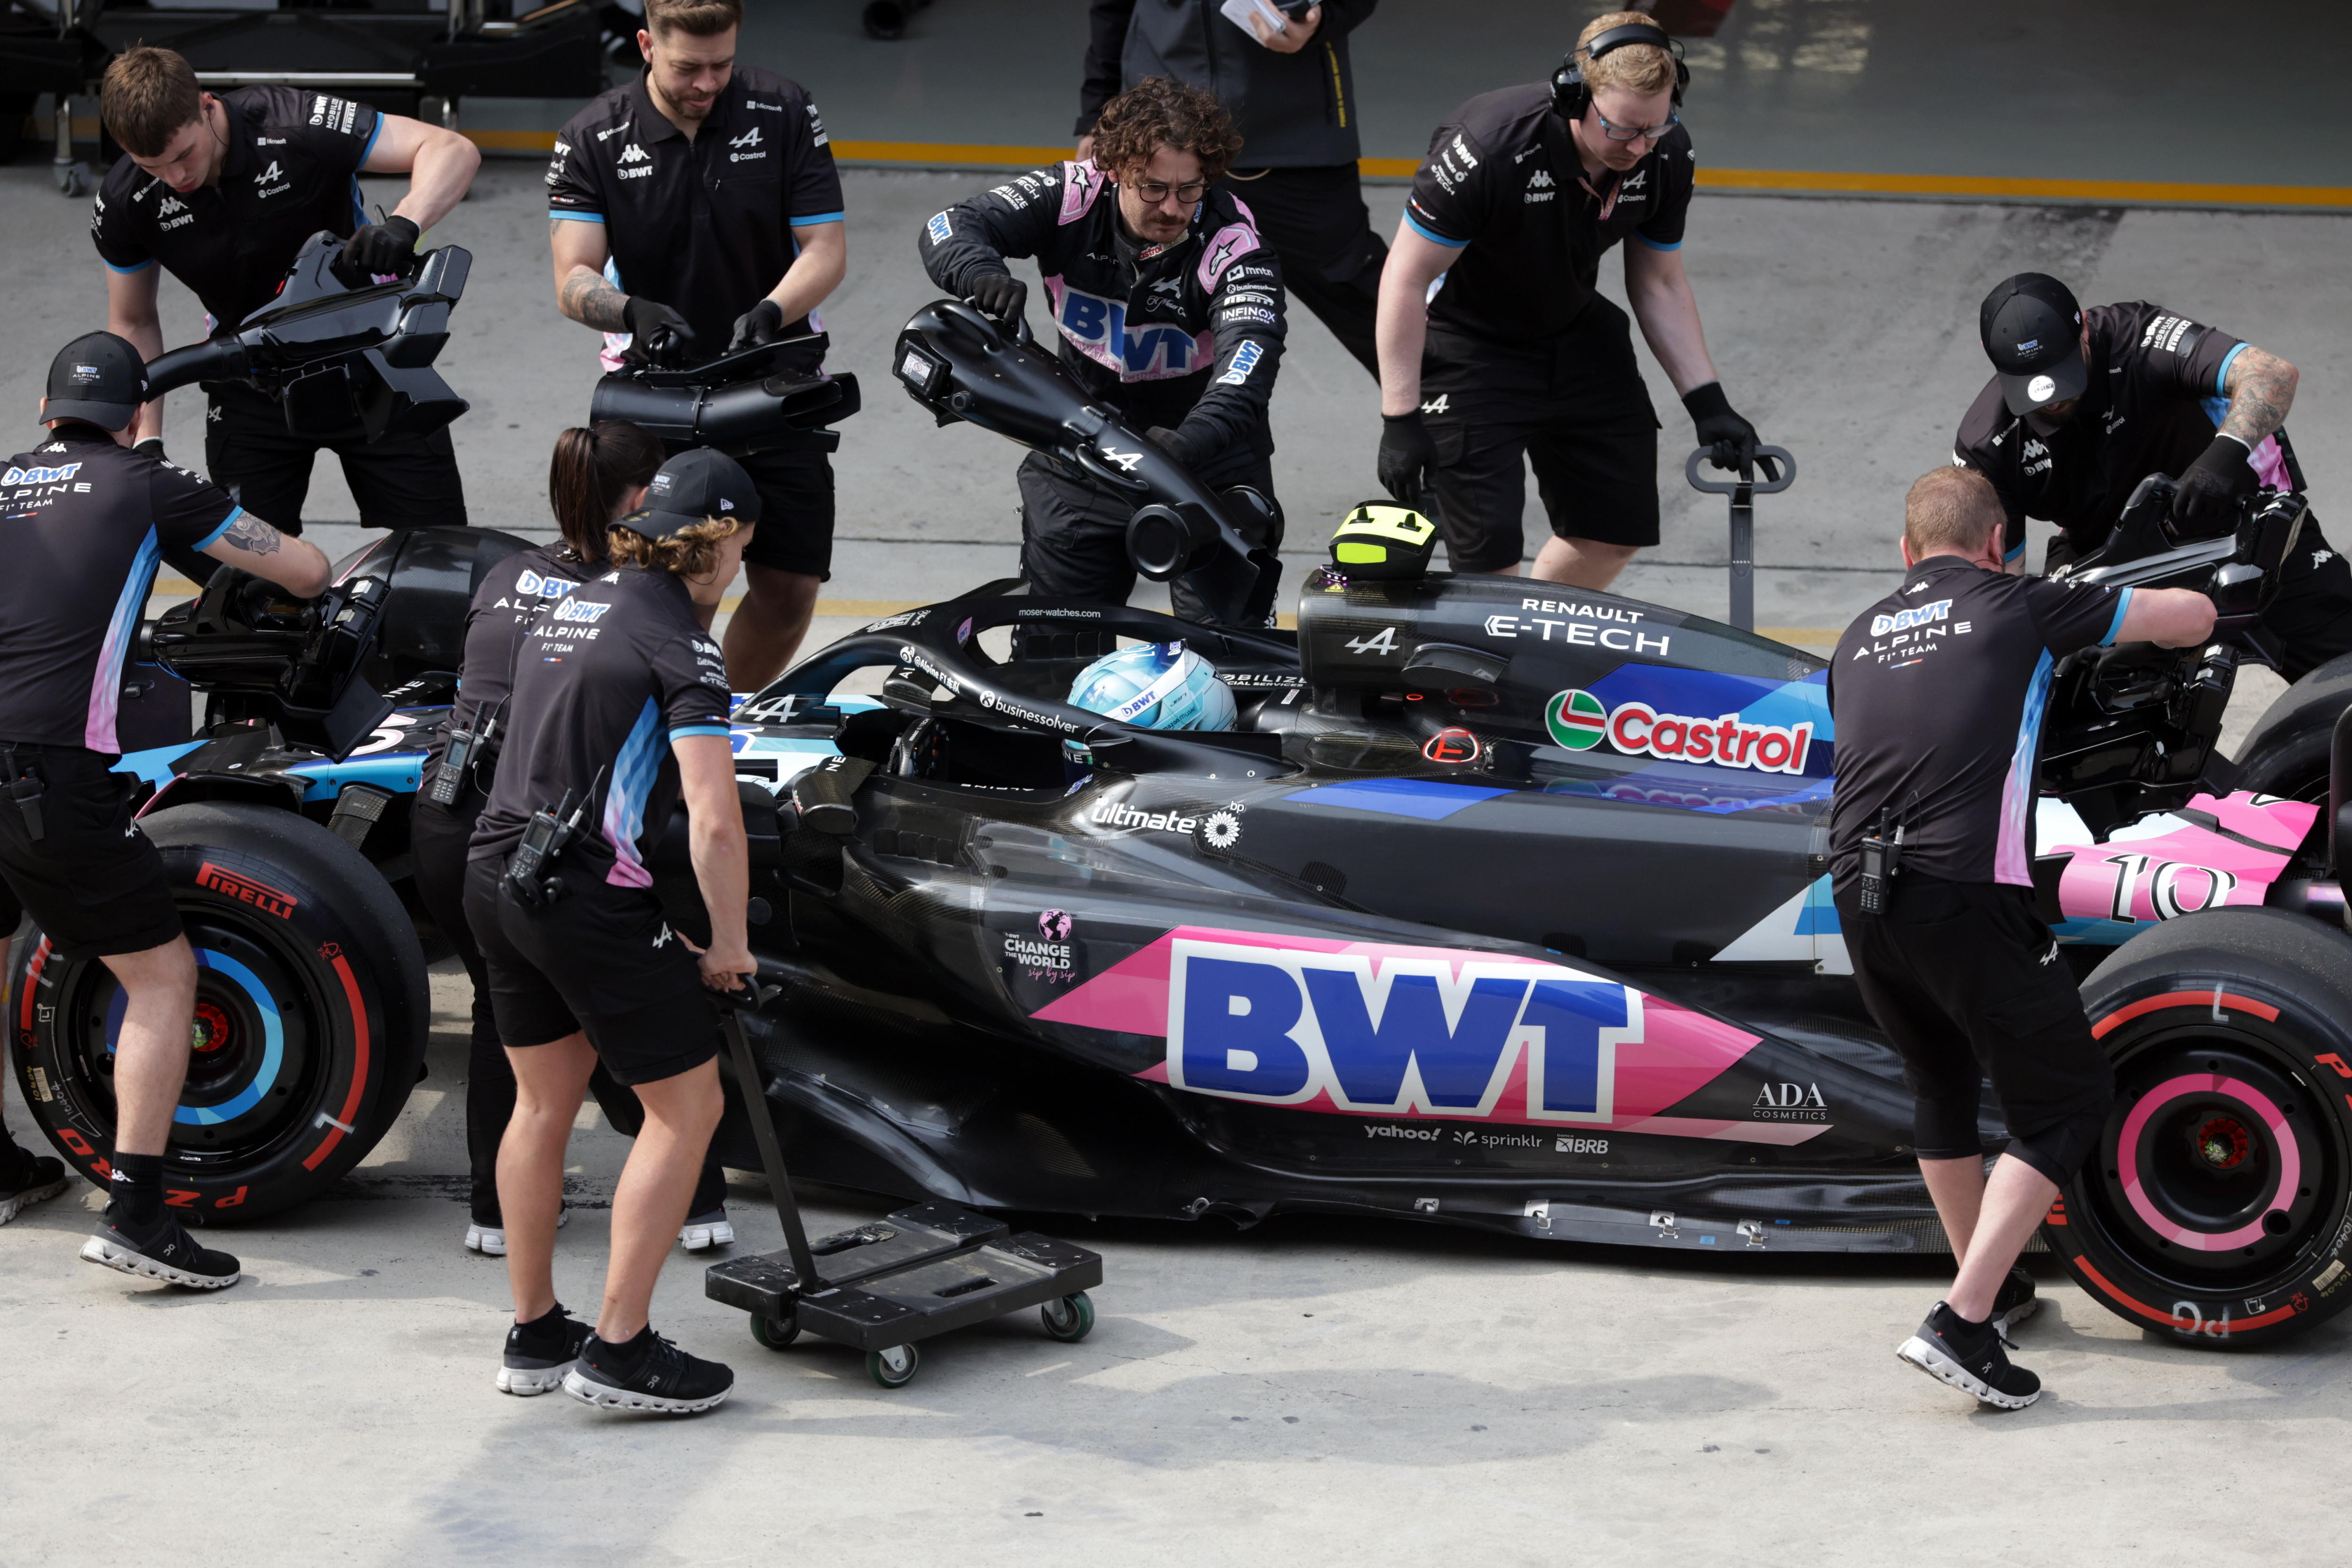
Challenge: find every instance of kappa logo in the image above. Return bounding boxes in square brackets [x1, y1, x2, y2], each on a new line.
[617, 143, 652, 178]
[1545, 688, 1818, 774]
[618, 143, 650, 163]
[1528, 168, 1555, 189]
[157, 194, 187, 216]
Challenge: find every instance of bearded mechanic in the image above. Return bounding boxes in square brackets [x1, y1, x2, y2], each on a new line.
[920, 76, 1288, 626]
[1957, 271, 2348, 678]
[1375, 13, 1772, 590]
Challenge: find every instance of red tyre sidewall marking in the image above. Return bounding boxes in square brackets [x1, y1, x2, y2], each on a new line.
[2092, 988, 2279, 1041]
[299, 950, 373, 1172]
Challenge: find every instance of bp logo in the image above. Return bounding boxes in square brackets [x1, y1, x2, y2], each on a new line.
[1545, 690, 1607, 750]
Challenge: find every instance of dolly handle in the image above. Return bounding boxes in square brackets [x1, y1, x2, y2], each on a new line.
[717, 1006, 824, 1300]
[1684, 445, 1796, 496]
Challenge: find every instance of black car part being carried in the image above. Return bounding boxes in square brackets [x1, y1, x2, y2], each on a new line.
[588, 335, 863, 459]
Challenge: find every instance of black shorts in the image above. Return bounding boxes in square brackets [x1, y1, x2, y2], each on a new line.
[737, 446, 836, 580]
[0, 746, 182, 961]
[1420, 302, 1661, 572]
[1018, 451, 1284, 625]
[1835, 876, 2113, 1187]
[203, 381, 468, 535]
[461, 854, 716, 1085]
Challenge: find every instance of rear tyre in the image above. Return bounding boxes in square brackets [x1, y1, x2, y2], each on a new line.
[2057, 908, 2352, 1346]
[8, 802, 429, 1224]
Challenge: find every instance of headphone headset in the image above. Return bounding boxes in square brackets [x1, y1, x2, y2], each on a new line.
[1550, 22, 1689, 124]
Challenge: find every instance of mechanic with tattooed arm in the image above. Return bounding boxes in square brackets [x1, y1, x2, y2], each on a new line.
[1957, 271, 2348, 677]
[0, 334, 329, 1284]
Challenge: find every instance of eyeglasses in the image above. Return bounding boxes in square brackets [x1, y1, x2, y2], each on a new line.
[1592, 108, 1678, 143]
[1126, 178, 1208, 206]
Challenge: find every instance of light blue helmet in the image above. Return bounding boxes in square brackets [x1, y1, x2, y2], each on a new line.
[1067, 640, 1236, 731]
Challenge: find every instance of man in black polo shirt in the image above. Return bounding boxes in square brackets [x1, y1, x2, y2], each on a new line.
[1955, 271, 2350, 678]
[1830, 465, 2213, 1409]
[1372, 11, 1772, 589]
[3, 333, 329, 1292]
[547, 0, 847, 692]
[92, 46, 481, 544]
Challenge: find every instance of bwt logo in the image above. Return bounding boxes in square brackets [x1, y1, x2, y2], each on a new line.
[1870, 598, 1950, 636]
[514, 568, 579, 599]
[2, 462, 81, 485]
[1055, 287, 1204, 378]
[197, 862, 298, 920]
[552, 597, 613, 623]
[1165, 939, 1637, 1122]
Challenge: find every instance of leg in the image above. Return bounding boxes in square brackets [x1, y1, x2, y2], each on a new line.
[721, 565, 820, 692]
[1919, 1155, 1987, 1267]
[1524, 350, 1659, 593]
[499, 1032, 596, 1323]
[203, 384, 318, 536]
[1017, 454, 1139, 607]
[1420, 333, 1548, 574]
[101, 936, 200, 1157]
[726, 448, 836, 690]
[411, 797, 508, 1227]
[333, 422, 470, 531]
[1946, 1154, 2058, 1321]
[596, 1057, 724, 1341]
[1225, 165, 1386, 380]
[1529, 536, 1641, 589]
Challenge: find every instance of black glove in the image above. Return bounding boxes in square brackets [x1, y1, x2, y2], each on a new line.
[622, 296, 699, 367]
[1377, 412, 1435, 503]
[1684, 381, 1779, 482]
[2170, 432, 2259, 539]
[968, 273, 1028, 326]
[339, 214, 420, 279]
[1145, 424, 1211, 471]
[727, 298, 786, 355]
[133, 437, 166, 462]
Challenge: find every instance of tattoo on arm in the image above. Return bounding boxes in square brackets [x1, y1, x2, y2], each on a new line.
[222, 516, 282, 557]
[557, 264, 628, 331]
[2220, 345, 2297, 446]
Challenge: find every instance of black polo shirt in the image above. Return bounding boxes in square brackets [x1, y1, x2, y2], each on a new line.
[0, 425, 239, 752]
[1828, 556, 2128, 894]
[91, 87, 380, 332]
[1403, 82, 1694, 346]
[547, 67, 844, 373]
[424, 542, 603, 783]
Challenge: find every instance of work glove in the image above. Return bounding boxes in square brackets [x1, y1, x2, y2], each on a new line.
[133, 437, 166, 462]
[1145, 424, 1208, 471]
[1684, 381, 1780, 482]
[339, 214, 420, 279]
[726, 298, 786, 355]
[1376, 411, 1435, 504]
[967, 272, 1028, 326]
[2170, 432, 2259, 539]
[621, 296, 699, 367]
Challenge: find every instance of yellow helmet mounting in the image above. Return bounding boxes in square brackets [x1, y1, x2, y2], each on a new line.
[1329, 500, 1438, 580]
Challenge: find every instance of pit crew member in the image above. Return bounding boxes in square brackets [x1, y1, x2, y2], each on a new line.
[463, 447, 757, 1413]
[1374, 12, 1772, 590]
[410, 421, 734, 1264]
[92, 45, 481, 554]
[547, 0, 847, 692]
[1829, 465, 2214, 1409]
[1077, 0, 1387, 378]
[922, 76, 1288, 624]
[4, 333, 329, 1287]
[1957, 271, 2349, 679]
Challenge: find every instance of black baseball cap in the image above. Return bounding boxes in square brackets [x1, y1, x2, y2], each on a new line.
[45, 331, 149, 430]
[615, 447, 763, 540]
[1980, 272, 2087, 415]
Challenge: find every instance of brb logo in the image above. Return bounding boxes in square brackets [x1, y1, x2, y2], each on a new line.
[1053, 286, 1208, 379]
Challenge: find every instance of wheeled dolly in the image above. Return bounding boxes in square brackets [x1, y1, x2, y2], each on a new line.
[703, 998, 1103, 1389]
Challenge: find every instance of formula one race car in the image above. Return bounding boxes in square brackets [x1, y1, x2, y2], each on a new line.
[16, 300, 2352, 1353]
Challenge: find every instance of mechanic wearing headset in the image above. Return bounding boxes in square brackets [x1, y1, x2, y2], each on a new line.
[547, 0, 847, 693]
[1957, 271, 2350, 679]
[411, 422, 735, 1264]
[2, 333, 329, 1288]
[92, 46, 480, 560]
[1830, 466, 2215, 1409]
[920, 76, 1288, 625]
[463, 448, 756, 1413]
[1375, 12, 1772, 590]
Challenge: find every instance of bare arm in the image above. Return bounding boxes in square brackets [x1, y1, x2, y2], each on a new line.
[1376, 220, 1457, 416]
[2117, 587, 2217, 649]
[1622, 242, 1721, 398]
[768, 221, 846, 324]
[106, 265, 167, 444]
[675, 735, 752, 990]
[2217, 344, 2297, 448]
[201, 514, 331, 598]
[550, 218, 627, 330]
[362, 114, 481, 233]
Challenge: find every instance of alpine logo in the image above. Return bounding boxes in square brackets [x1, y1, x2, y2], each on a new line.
[727, 126, 766, 162]
[1420, 394, 1448, 415]
[1544, 688, 1817, 774]
[1100, 446, 1142, 472]
[254, 161, 289, 198]
[197, 862, 299, 919]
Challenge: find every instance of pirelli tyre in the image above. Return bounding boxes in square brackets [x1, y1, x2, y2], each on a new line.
[8, 801, 428, 1224]
[2054, 908, 2352, 1346]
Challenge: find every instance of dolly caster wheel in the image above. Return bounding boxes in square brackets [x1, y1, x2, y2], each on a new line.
[1040, 1291, 1094, 1343]
[866, 1343, 920, 1388]
[750, 1312, 800, 1351]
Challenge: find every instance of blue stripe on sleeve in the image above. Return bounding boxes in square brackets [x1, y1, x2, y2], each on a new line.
[790, 211, 845, 227]
[2101, 587, 2135, 646]
[1404, 213, 1470, 249]
[193, 505, 243, 552]
[360, 113, 385, 165]
[1629, 231, 1682, 251]
[549, 209, 606, 223]
[2005, 538, 2027, 563]
[668, 724, 732, 741]
[2215, 341, 2247, 395]
[103, 257, 158, 274]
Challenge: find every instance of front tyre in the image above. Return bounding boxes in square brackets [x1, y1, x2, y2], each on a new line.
[8, 802, 428, 1224]
[2057, 908, 2352, 1346]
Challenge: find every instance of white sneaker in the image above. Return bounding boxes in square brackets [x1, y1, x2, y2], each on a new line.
[466, 1202, 569, 1256]
[678, 1210, 734, 1252]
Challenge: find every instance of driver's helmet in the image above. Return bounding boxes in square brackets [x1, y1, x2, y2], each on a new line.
[1067, 641, 1236, 731]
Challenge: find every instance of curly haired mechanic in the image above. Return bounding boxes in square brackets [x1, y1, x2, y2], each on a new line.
[1375, 12, 1772, 590]
[548, 0, 848, 692]
[921, 76, 1289, 626]
[1830, 466, 2214, 1409]
[2, 334, 329, 1287]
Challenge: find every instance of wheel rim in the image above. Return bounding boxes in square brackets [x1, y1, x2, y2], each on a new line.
[1043, 1298, 1075, 1333]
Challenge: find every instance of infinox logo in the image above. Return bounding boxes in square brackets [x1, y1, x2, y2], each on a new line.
[197, 863, 298, 919]
[1544, 688, 1815, 775]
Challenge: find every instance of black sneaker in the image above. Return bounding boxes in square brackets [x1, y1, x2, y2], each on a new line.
[563, 1330, 733, 1415]
[0, 1148, 69, 1226]
[1897, 1301, 2042, 1409]
[79, 1211, 240, 1290]
[498, 1305, 592, 1396]
[1990, 1266, 2038, 1343]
